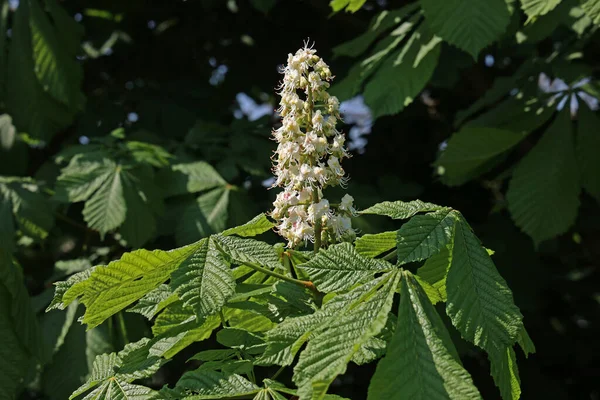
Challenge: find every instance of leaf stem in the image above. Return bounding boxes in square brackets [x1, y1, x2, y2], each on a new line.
[117, 312, 129, 345]
[244, 261, 317, 294]
[270, 365, 286, 380]
[383, 249, 397, 262]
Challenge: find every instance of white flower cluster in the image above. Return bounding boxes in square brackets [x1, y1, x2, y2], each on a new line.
[271, 45, 356, 247]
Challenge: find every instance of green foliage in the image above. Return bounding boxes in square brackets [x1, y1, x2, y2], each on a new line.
[42, 198, 529, 400]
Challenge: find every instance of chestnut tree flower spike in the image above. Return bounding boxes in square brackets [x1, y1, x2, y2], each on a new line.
[270, 44, 356, 249]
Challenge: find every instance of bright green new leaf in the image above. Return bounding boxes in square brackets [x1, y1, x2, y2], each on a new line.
[330, 0, 367, 13]
[212, 234, 283, 271]
[581, 0, 600, 24]
[298, 242, 393, 292]
[446, 216, 523, 352]
[396, 209, 456, 264]
[436, 127, 525, 186]
[367, 272, 481, 400]
[355, 230, 397, 258]
[417, 246, 451, 301]
[507, 111, 581, 245]
[360, 199, 446, 219]
[170, 238, 236, 319]
[75, 241, 203, 328]
[521, 0, 562, 20]
[222, 213, 275, 237]
[421, 0, 510, 58]
[293, 271, 400, 399]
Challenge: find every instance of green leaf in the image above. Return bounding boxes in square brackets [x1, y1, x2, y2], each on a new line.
[364, 27, 442, 117]
[436, 127, 525, 186]
[521, 0, 562, 20]
[506, 111, 581, 245]
[0, 189, 15, 252]
[517, 326, 536, 357]
[360, 199, 446, 219]
[421, 0, 510, 58]
[82, 166, 126, 237]
[75, 241, 204, 328]
[293, 271, 400, 399]
[212, 235, 283, 271]
[581, 0, 600, 24]
[298, 242, 393, 292]
[159, 161, 226, 198]
[160, 369, 260, 399]
[176, 187, 230, 245]
[170, 238, 236, 319]
[29, 0, 84, 109]
[47, 268, 95, 311]
[222, 213, 275, 237]
[5, 0, 76, 141]
[489, 345, 521, 400]
[330, 0, 367, 13]
[355, 231, 397, 258]
[576, 103, 600, 202]
[396, 209, 456, 264]
[55, 157, 115, 202]
[119, 170, 157, 248]
[127, 284, 177, 319]
[446, 216, 523, 352]
[333, 6, 420, 58]
[417, 246, 451, 301]
[367, 271, 481, 400]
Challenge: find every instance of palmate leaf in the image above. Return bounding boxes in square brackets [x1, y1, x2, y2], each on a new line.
[435, 127, 526, 186]
[364, 26, 442, 118]
[293, 271, 400, 399]
[63, 241, 204, 329]
[298, 242, 393, 292]
[506, 111, 581, 245]
[367, 271, 481, 400]
[421, 0, 510, 58]
[446, 215, 523, 352]
[576, 104, 600, 202]
[396, 209, 456, 265]
[170, 238, 236, 319]
[360, 199, 445, 219]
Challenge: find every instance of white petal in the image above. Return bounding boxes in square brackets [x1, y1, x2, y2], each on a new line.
[577, 91, 599, 111]
[573, 77, 592, 89]
[549, 78, 569, 93]
[570, 94, 579, 118]
[557, 95, 568, 111]
[538, 73, 552, 93]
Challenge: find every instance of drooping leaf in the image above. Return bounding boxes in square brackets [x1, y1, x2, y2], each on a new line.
[396, 209, 456, 264]
[176, 187, 230, 245]
[298, 242, 393, 292]
[436, 127, 526, 186]
[293, 271, 400, 399]
[421, 0, 510, 58]
[517, 326, 536, 357]
[489, 345, 521, 400]
[446, 216, 523, 353]
[506, 111, 581, 245]
[159, 161, 226, 198]
[355, 230, 397, 258]
[170, 238, 236, 319]
[360, 199, 446, 219]
[364, 27, 442, 117]
[367, 271, 481, 400]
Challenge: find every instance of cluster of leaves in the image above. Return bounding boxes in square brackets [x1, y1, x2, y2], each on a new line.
[46, 200, 534, 400]
[332, 0, 600, 245]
